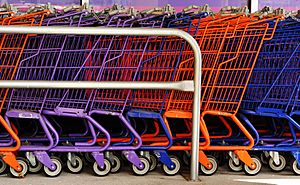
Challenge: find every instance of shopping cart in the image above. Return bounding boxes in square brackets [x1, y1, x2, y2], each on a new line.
[240, 16, 300, 175]
[0, 10, 49, 177]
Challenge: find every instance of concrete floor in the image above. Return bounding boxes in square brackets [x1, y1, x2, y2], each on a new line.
[201, 166, 300, 185]
[0, 166, 299, 185]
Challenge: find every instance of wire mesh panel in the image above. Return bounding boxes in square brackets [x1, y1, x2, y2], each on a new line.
[73, 13, 180, 114]
[0, 11, 49, 112]
[129, 13, 208, 113]
[291, 78, 300, 114]
[53, 13, 163, 112]
[47, 12, 132, 110]
[8, 12, 172, 114]
[165, 15, 274, 114]
[166, 15, 234, 112]
[7, 12, 95, 111]
[87, 14, 168, 113]
[241, 18, 300, 113]
[201, 20, 270, 114]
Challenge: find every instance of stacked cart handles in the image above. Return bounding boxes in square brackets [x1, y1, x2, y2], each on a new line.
[0, 3, 299, 180]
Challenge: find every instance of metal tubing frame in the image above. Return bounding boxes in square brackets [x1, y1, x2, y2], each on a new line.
[0, 26, 202, 181]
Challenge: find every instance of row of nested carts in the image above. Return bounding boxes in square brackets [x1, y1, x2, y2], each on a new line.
[0, 3, 298, 179]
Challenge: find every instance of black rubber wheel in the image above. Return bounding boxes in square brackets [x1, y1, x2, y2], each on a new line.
[149, 154, 158, 172]
[182, 152, 190, 166]
[0, 159, 7, 174]
[110, 155, 122, 173]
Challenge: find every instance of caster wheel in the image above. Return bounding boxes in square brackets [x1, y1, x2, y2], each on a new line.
[67, 155, 84, 174]
[199, 155, 218, 176]
[182, 153, 190, 166]
[228, 158, 243, 172]
[131, 156, 150, 176]
[217, 152, 227, 166]
[162, 156, 181, 176]
[291, 159, 300, 175]
[10, 157, 29, 178]
[43, 156, 63, 177]
[84, 153, 93, 164]
[260, 153, 268, 165]
[269, 154, 286, 172]
[29, 160, 43, 173]
[110, 155, 122, 173]
[149, 154, 158, 172]
[93, 158, 111, 176]
[0, 159, 7, 174]
[243, 156, 262, 176]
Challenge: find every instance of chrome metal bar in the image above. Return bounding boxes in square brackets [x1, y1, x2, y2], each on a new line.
[0, 81, 194, 92]
[0, 26, 202, 181]
[80, 0, 89, 8]
[249, 0, 259, 13]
